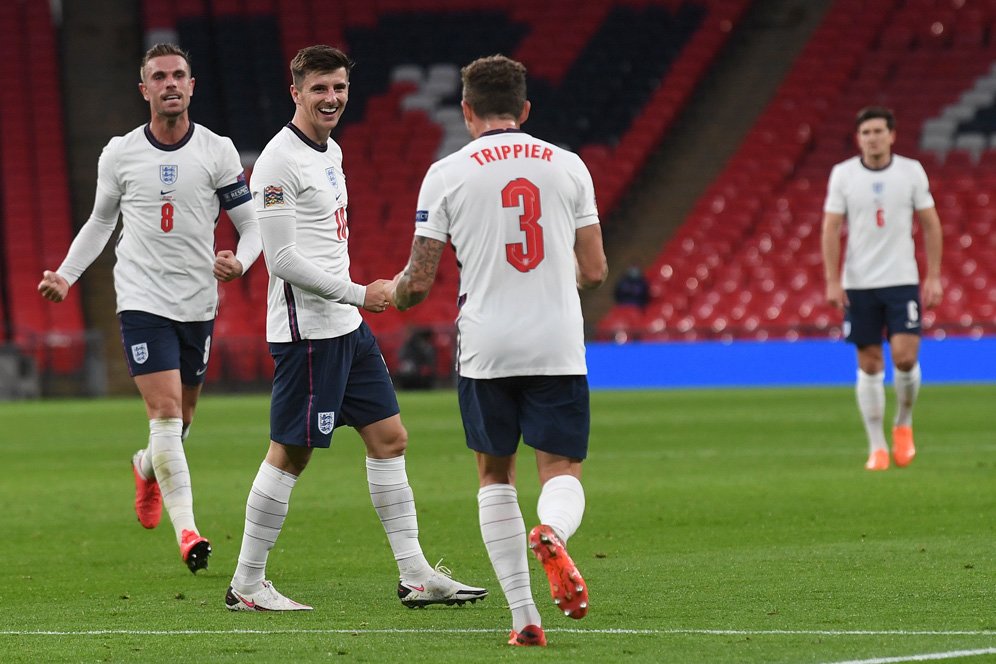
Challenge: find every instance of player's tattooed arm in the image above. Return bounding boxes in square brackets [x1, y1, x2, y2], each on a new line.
[392, 236, 445, 311]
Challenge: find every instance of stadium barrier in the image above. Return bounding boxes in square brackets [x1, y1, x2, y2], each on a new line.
[586, 335, 996, 389]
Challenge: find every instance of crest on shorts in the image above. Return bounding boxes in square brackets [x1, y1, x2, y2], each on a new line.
[318, 411, 335, 435]
[160, 164, 178, 185]
[131, 342, 149, 365]
[263, 185, 284, 208]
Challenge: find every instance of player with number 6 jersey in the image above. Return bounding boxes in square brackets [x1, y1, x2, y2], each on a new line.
[38, 43, 262, 574]
[822, 106, 943, 472]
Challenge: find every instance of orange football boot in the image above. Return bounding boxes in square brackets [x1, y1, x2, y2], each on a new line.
[865, 449, 889, 471]
[892, 425, 916, 467]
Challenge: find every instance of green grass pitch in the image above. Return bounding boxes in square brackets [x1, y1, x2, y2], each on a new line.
[0, 385, 993, 663]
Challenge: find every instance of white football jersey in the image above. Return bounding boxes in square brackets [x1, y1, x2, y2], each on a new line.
[414, 129, 599, 378]
[252, 124, 362, 342]
[93, 123, 251, 321]
[824, 154, 935, 289]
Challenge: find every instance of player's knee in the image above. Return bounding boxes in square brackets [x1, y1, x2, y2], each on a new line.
[374, 428, 409, 458]
[894, 356, 917, 372]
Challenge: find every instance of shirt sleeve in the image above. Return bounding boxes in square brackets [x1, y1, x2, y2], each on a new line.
[823, 164, 846, 214]
[912, 160, 935, 211]
[573, 153, 600, 229]
[412, 163, 450, 243]
[259, 211, 365, 306]
[226, 201, 263, 272]
[55, 142, 123, 285]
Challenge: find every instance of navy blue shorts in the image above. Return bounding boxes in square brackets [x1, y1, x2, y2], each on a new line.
[844, 285, 922, 346]
[118, 310, 214, 386]
[269, 322, 400, 448]
[457, 375, 590, 459]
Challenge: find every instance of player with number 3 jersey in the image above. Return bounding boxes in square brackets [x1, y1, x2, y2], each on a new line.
[412, 130, 598, 378]
[392, 55, 608, 647]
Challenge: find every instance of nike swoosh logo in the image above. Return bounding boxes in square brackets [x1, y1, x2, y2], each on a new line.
[196, 367, 207, 375]
[404, 584, 425, 592]
[161, 189, 176, 195]
[233, 591, 256, 609]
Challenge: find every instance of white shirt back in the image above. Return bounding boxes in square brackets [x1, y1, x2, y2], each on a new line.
[824, 154, 935, 289]
[252, 125, 361, 342]
[98, 123, 249, 320]
[414, 129, 599, 378]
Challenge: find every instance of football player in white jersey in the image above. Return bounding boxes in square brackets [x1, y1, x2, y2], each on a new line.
[225, 45, 486, 613]
[37, 44, 262, 572]
[822, 106, 943, 471]
[391, 55, 608, 646]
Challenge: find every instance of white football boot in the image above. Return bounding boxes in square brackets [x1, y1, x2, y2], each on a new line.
[398, 561, 488, 608]
[225, 580, 312, 611]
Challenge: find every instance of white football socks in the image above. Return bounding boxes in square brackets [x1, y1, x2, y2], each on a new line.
[893, 363, 922, 427]
[137, 422, 190, 479]
[232, 461, 297, 592]
[536, 474, 586, 544]
[478, 483, 541, 631]
[856, 369, 887, 453]
[148, 417, 197, 544]
[366, 456, 432, 580]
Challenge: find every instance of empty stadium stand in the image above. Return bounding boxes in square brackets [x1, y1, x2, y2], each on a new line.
[132, 0, 747, 384]
[0, 0, 88, 383]
[599, 0, 996, 343]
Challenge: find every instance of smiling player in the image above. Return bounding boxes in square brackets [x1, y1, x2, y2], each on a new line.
[225, 45, 486, 612]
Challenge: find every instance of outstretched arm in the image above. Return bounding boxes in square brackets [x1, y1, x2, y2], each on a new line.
[260, 211, 366, 306]
[391, 235, 446, 311]
[38, 188, 121, 302]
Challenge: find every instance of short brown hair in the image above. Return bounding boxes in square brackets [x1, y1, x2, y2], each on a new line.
[290, 45, 354, 89]
[856, 106, 895, 131]
[140, 43, 191, 81]
[461, 55, 527, 119]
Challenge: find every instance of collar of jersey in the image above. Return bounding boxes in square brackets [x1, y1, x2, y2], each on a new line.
[286, 122, 329, 152]
[859, 156, 893, 172]
[143, 123, 195, 151]
[479, 128, 524, 138]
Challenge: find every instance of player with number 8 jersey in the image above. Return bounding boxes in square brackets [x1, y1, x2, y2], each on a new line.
[38, 43, 262, 574]
[69, 121, 256, 320]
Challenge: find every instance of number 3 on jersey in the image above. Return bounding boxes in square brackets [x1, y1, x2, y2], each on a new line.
[161, 202, 174, 233]
[502, 177, 544, 272]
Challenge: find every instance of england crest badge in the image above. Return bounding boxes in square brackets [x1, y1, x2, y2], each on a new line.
[160, 164, 178, 185]
[131, 342, 149, 364]
[318, 411, 335, 435]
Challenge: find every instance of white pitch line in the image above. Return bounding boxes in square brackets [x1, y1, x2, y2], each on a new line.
[1, 628, 994, 637]
[821, 647, 996, 664]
